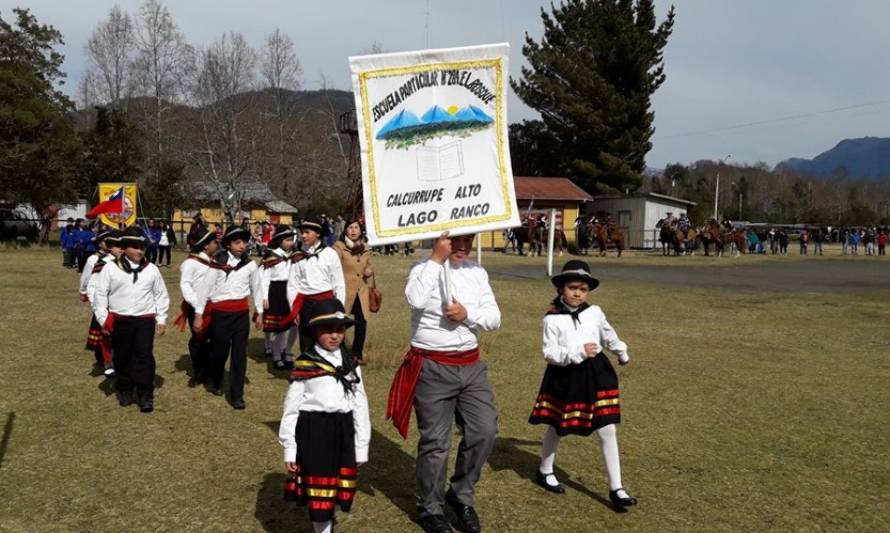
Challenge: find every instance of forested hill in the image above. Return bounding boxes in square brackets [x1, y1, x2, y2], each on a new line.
[780, 137, 890, 180]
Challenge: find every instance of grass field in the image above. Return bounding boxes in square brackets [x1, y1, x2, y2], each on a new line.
[0, 247, 888, 532]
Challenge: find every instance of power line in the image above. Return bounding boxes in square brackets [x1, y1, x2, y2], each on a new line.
[655, 98, 890, 141]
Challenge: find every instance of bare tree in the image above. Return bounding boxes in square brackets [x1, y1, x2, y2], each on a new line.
[185, 32, 260, 221]
[132, 0, 192, 177]
[83, 5, 134, 107]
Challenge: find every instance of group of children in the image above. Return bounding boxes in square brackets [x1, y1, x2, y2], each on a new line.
[75, 224, 636, 532]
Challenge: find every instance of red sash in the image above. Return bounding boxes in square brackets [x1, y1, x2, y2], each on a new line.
[279, 290, 334, 329]
[386, 346, 480, 439]
[198, 297, 250, 337]
[173, 300, 193, 332]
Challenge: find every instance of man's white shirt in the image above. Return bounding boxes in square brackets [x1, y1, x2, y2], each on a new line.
[91, 258, 170, 325]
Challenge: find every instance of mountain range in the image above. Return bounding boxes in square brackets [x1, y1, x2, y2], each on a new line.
[780, 137, 890, 180]
[376, 105, 493, 140]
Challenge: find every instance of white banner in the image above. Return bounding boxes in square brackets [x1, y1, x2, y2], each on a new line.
[349, 43, 520, 246]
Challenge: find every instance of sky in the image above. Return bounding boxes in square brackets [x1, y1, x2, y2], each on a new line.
[4, 0, 890, 169]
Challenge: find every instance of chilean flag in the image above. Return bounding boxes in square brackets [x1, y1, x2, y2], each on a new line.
[86, 186, 125, 219]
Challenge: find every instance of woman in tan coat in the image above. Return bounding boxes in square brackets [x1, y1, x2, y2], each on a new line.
[333, 218, 373, 360]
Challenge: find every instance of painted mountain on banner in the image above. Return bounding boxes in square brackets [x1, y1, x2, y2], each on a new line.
[376, 105, 493, 147]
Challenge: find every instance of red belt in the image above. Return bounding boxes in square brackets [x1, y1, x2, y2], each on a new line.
[103, 312, 157, 333]
[173, 300, 193, 332]
[280, 290, 334, 329]
[386, 346, 480, 439]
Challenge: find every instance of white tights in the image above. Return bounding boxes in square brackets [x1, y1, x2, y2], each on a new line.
[312, 520, 332, 533]
[539, 424, 627, 494]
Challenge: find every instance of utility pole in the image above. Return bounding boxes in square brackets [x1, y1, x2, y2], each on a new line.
[713, 154, 732, 220]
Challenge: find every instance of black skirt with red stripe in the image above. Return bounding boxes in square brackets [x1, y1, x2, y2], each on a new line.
[85, 314, 103, 351]
[528, 352, 621, 436]
[263, 280, 291, 333]
[284, 411, 358, 522]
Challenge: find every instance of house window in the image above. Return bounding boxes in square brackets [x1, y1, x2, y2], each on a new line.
[618, 210, 631, 227]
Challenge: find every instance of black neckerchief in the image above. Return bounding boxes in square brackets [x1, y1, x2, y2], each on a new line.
[302, 243, 326, 261]
[289, 345, 360, 395]
[546, 296, 590, 330]
[211, 251, 252, 278]
[186, 253, 211, 266]
[116, 255, 149, 283]
[262, 248, 290, 269]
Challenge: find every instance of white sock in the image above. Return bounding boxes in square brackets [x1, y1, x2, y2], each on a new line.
[596, 424, 624, 491]
[272, 333, 287, 361]
[286, 326, 299, 355]
[312, 520, 332, 533]
[539, 426, 561, 486]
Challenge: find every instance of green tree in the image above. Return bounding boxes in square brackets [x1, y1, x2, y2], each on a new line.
[511, 0, 675, 193]
[80, 106, 144, 192]
[0, 8, 82, 241]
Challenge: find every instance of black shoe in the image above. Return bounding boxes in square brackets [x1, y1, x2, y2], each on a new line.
[212, 388, 224, 397]
[232, 398, 246, 410]
[263, 350, 273, 358]
[535, 470, 565, 494]
[117, 390, 133, 407]
[418, 514, 453, 533]
[445, 489, 481, 533]
[609, 488, 638, 507]
[139, 397, 154, 413]
[274, 360, 286, 370]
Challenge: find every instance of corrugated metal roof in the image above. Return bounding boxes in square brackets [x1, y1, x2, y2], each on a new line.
[265, 200, 299, 214]
[513, 176, 593, 202]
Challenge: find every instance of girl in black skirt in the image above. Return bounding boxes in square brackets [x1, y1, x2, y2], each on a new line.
[256, 225, 297, 369]
[279, 299, 370, 533]
[528, 260, 637, 508]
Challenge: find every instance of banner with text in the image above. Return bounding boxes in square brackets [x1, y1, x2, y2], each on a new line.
[349, 43, 519, 245]
[98, 182, 138, 227]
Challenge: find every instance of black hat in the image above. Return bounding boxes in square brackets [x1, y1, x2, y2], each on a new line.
[120, 226, 146, 247]
[269, 224, 295, 248]
[305, 299, 354, 329]
[94, 229, 114, 243]
[221, 226, 250, 246]
[551, 260, 599, 291]
[299, 217, 325, 235]
[192, 227, 217, 249]
[105, 230, 123, 247]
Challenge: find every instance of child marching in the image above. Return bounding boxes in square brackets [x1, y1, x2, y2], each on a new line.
[197, 226, 261, 409]
[285, 218, 346, 352]
[256, 225, 298, 370]
[91, 227, 170, 413]
[528, 260, 637, 508]
[175, 227, 219, 386]
[81, 229, 122, 376]
[279, 299, 370, 533]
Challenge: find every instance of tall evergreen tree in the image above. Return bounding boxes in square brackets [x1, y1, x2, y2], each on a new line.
[511, 0, 675, 193]
[0, 8, 82, 240]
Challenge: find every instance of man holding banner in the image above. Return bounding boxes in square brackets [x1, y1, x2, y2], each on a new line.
[351, 43, 519, 532]
[388, 232, 500, 533]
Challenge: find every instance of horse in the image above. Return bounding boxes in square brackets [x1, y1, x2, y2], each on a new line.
[659, 225, 686, 256]
[514, 224, 527, 255]
[720, 228, 747, 257]
[576, 221, 593, 255]
[526, 220, 545, 257]
[696, 222, 724, 257]
[591, 223, 624, 257]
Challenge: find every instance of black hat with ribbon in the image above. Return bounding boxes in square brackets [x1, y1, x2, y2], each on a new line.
[119, 226, 146, 248]
[269, 224, 295, 248]
[305, 299, 354, 329]
[191, 227, 217, 250]
[94, 228, 114, 243]
[299, 217, 325, 236]
[221, 225, 251, 246]
[104, 229, 123, 247]
[551, 260, 600, 291]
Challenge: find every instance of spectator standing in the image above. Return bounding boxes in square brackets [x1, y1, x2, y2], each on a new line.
[878, 229, 887, 256]
[333, 218, 374, 361]
[849, 230, 860, 255]
[841, 228, 849, 255]
[864, 228, 875, 256]
[144, 219, 160, 263]
[333, 215, 346, 244]
[72, 219, 92, 272]
[157, 220, 176, 267]
[61, 217, 76, 267]
[812, 227, 824, 256]
[187, 213, 206, 247]
[799, 229, 808, 256]
[778, 229, 789, 255]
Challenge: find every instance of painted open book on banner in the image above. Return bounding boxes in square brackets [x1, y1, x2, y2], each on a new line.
[349, 43, 520, 246]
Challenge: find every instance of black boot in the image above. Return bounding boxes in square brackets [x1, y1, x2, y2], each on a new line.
[138, 391, 154, 413]
[117, 390, 133, 407]
[446, 489, 481, 533]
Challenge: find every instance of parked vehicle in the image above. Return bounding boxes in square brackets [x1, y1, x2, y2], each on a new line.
[0, 208, 39, 241]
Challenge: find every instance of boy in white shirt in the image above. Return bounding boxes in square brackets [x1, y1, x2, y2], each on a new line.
[92, 227, 170, 413]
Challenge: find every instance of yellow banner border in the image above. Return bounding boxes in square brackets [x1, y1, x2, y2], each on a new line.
[359, 58, 512, 238]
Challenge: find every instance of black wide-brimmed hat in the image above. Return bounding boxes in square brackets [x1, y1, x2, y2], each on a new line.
[551, 260, 599, 290]
[191, 227, 217, 249]
[94, 229, 114, 243]
[269, 224, 295, 248]
[120, 226, 146, 247]
[104, 229, 123, 247]
[305, 299, 354, 329]
[299, 217, 325, 236]
[221, 226, 250, 246]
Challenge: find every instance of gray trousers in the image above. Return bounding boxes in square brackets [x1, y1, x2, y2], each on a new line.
[414, 358, 498, 517]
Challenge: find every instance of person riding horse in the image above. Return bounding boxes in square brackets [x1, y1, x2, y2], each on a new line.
[678, 214, 691, 233]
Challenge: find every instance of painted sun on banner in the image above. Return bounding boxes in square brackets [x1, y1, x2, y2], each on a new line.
[97, 182, 138, 227]
[349, 43, 520, 245]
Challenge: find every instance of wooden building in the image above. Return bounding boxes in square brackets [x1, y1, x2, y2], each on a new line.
[172, 182, 299, 227]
